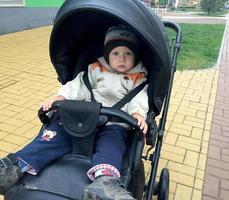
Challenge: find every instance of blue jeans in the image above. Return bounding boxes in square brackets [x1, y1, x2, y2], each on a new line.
[16, 120, 127, 173]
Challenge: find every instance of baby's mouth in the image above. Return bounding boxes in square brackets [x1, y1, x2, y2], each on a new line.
[118, 65, 126, 68]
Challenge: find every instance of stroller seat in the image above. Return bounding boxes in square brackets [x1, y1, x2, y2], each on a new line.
[5, 100, 144, 200]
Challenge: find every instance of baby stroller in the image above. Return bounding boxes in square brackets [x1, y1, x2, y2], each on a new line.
[3, 0, 181, 199]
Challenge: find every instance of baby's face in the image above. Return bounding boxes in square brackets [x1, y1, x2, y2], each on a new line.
[109, 46, 135, 73]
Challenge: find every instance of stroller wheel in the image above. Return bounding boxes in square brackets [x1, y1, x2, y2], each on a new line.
[158, 168, 169, 200]
[128, 159, 145, 200]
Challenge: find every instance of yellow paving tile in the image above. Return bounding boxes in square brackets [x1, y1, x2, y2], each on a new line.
[0, 123, 18, 133]
[196, 169, 205, 180]
[173, 114, 185, 123]
[176, 140, 200, 152]
[174, 184, 192, 200]
[161, 150, 184, 163]
[169, 126, 192, 137]
[194, 178, 204, 190]
[3, 118, 27, 127]
[191, 127, 203, 140]
[197, 154, 207, 170]
[164, 132, 178, 145]
[169, 193, 174, 200]
[203, 130, 210, 142]
[167, 161, 196, 177]
[170, 181, 178, 194]
[0, 141, 19, 152]
[192, 189, 202, 200]
[0, 131, 9, 139]
[3, 134, 28, 146]
[184, 150, 199, 168]
[178, 135, 201, 146]
[170, 170, 194, 187]
[162, 143, 186, 156]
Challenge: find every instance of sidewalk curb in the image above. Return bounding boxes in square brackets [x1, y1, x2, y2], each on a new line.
[214, 14, 229, 69]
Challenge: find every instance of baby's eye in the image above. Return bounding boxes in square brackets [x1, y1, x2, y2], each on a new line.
[112, 52, 119, 56]
[125, 52, 133, 56]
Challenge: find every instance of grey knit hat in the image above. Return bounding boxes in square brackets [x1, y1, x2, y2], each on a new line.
[104, 24, 139, 64]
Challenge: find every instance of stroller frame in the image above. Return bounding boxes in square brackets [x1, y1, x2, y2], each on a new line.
[143, 21, 182, 200]
[3, 1, 182, 200]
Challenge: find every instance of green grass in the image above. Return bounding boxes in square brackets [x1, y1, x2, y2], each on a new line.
[166, 23, 225, 70]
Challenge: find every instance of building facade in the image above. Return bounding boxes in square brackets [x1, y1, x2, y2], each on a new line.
[0, 0, 64, 7]
[173, 0, 200, 8]
[0, 0, 65, 35]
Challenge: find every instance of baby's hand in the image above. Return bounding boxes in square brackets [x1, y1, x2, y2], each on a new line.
[131, 113, 148, 135]
[42, 95, 65, 111]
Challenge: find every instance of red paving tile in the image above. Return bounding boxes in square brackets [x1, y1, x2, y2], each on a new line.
[202, 16, 229, 200]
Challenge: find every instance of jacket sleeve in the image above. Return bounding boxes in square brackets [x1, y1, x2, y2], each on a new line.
[127, 84, 149, 119]
[56, 71, 90, 100]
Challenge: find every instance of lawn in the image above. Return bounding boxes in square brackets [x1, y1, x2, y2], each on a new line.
[166, 23, 225, 70]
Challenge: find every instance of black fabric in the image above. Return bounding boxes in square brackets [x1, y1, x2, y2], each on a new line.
[50, 0, 172, 115]
[58, 100, 101, 138]
[83, 72, 96, 102]
[38, 108, 50, 124]
[7, 154, 91, 200]
[112, 81, 148, 109]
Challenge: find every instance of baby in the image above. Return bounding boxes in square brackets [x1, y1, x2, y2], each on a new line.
[0, 24, 149, 200]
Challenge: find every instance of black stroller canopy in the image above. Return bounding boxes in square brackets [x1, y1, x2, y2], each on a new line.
[50, 0, 172, 115]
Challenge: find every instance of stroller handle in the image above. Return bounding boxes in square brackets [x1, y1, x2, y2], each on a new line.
[100, 107, 139, 129]
[38, 101, 139, 130]
[163, 21, 182, 48]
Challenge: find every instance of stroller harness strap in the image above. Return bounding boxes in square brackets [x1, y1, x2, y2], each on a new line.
[83, 72, 96, 102]
[83, 72, 147, 109]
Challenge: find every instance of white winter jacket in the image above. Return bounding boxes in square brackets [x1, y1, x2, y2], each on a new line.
[57, 57, 149, 120]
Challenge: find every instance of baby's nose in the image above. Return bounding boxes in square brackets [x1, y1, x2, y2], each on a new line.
[119, 54, 125, 60]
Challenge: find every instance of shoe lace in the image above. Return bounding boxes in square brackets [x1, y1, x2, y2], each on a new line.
[0, 160, 5, 169]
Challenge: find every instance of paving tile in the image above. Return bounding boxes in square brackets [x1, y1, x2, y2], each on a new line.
[161, 150, 184, 163]
[202, 195, 217, 200]
[164, 132, 178, 145]
[207, 157, 229, 171]
[191, 127, 203, 140]
[194, 178, 204, 190]
[221, 179, 229, 190]
[167, 161, 196, 177]
[203, 174, 219, 198]
[196, 169, 205, 180]
[174, 184, 192, 200]
[197, 154, 207, 170]
[192, 189, 202, 200]
[220, 189, 229, 200]
[184, 150, 199, 168]
[176, 140, 200, 152]
[170, 170, 194, 187]
[208, 145, 221, 160]
[206, 165, 229, 179]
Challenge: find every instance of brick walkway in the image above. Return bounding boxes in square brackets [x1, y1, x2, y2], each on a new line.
[0, 15, 228, 200]
[202, 16, 229, 200]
